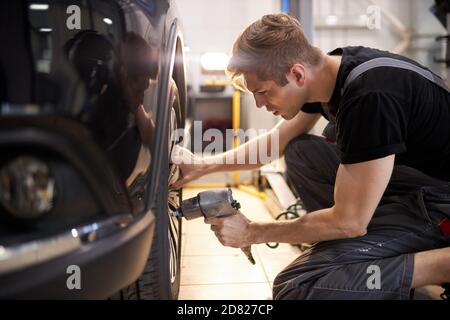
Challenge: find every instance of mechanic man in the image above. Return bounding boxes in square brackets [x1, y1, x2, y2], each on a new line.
[172, 13, 450, 299]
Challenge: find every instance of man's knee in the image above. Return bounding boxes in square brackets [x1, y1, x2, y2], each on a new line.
[272, 253, 315, 300]
[284, 134, 329, 176]
[272, 248, 337, 300]
[272, 271, 312, 300]
[272, 270, 291, 300]
[284, 134, 340, 176]
[284, 134, 317, 166]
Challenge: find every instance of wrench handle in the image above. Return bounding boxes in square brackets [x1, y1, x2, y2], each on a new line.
[241, 246, 255, 265]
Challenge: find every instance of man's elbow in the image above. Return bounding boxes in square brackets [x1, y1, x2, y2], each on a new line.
[334, 208, 369, 238]
[342, 224, 367, 238]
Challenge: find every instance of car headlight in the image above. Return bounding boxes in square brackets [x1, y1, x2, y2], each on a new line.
[0, 156, 55, 219]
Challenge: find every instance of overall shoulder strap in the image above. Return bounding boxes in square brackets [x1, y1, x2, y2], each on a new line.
[342, 57, 449, 95]
[321, 56, 449, 141]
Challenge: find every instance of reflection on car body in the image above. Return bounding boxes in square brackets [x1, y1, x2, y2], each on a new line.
[0, 0, 186, 299]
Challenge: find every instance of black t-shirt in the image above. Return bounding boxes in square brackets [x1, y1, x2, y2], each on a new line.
[301, 46, 450, 181]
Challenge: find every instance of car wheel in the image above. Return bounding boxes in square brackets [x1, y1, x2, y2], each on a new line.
[125, 80, 183, 300]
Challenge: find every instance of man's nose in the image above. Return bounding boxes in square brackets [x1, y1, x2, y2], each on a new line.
[254, 94, 266, 109]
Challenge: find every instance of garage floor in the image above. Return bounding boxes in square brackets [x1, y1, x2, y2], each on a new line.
[179, 187, 302, 300]
[178, 184, 444, 300]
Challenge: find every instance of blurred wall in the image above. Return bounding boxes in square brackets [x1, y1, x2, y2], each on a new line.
[177, 0, 281, 132]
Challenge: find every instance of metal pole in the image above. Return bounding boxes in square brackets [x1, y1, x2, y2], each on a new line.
[284, 0, 314, 42]
[232, 89, 241, 185]
[294, 0, 314, 42]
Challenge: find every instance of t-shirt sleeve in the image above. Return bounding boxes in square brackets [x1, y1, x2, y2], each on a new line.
[301, 102, 322, 114]
[336, 92, 407, 164]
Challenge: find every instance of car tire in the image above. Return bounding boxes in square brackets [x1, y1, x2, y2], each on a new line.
[125, 80, 183, 300]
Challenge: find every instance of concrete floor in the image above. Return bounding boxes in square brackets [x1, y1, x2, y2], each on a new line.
[178, 185, 444, 300]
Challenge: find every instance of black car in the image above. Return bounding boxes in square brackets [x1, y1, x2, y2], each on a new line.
[0, 0, 187, 299]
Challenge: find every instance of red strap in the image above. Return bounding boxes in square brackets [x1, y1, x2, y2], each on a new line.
[438, 218, 450, 236]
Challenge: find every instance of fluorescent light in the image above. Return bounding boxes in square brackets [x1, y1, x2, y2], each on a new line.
[200, 52, 230, 71]
[29, 4, 49, 10]
[71, 229, 78, 238]
[39, 28, 52, 32]
[325, 15, 338, 25]
[103, 18, 113, 25]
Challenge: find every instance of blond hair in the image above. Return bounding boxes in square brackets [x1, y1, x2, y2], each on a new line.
[227, 13, 322, 89]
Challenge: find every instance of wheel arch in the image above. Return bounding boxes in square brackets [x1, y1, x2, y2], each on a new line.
[172, 31, 187, 129]
[146, 18, 182, 209]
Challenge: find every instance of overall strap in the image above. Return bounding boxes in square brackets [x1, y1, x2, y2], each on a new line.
[322, 56, 449, 126]
[342, 57, 449, 95]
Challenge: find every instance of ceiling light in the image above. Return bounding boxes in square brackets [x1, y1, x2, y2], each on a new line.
[200, 52, 230, 71]
[29, 4, 49, 10]
[325, 15, 338, 25]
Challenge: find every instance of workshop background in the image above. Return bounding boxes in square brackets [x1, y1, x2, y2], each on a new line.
[175, 0, 448, 300]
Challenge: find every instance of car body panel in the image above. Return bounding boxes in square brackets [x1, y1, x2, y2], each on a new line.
[0, 210, 155, 299]
[0, 0, 185, 298]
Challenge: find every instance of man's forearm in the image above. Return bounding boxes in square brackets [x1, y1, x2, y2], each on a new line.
[193, 112, 320, 175]
[202, 127, 281, 172]
[248, 207, 365, 245]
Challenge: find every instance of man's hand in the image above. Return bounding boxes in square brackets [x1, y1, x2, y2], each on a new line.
[170, 145, 208, 189]
[205, 212, 253, 248]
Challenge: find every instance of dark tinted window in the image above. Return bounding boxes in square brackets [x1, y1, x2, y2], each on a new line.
[0, 1, 34, 104]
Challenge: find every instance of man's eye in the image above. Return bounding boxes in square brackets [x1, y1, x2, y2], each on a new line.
[257, 91, 267, 95]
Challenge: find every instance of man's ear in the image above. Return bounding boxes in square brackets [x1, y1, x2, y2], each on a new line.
[289, 64, 306, 85]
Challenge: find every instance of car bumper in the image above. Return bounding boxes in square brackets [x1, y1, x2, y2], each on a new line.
[0, 210, 155, 299]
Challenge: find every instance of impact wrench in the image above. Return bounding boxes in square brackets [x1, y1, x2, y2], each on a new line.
[173, 188, 256, 264]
